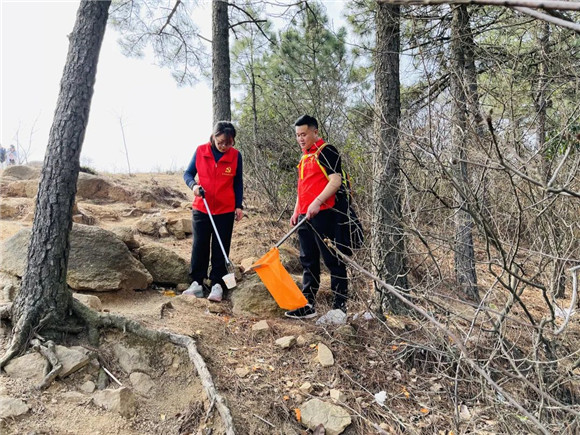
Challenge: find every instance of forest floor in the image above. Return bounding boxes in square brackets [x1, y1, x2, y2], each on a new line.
[0, 170, 578, 435]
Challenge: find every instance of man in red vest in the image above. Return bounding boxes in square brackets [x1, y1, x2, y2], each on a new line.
[285, 115, 348, 319]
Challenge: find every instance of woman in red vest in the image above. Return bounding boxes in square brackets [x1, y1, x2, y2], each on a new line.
[183, 121, 243, 302]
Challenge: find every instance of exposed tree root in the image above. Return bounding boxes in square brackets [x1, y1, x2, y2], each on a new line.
[31, 339, 63, 390]
[71, 299, 236, 434]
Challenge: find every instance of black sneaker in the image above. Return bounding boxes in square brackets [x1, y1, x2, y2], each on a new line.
[284, 304, 317, 319]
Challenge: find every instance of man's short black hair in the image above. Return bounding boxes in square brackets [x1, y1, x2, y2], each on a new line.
[294, 115, 318, 130]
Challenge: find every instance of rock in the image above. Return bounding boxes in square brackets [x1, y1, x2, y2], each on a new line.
[317, 343, 334, 367]
[316, 309, 347, 326]
[299, 382, 313, 393]
[109, 226, 140, 250]
[240, 257, 257, 273]
[93, 387, 136, 417]
[0, 197, 33, 219]
[135, 215, 165, 236]
[0, 272, 20, 303]
[235, 367, 250, 378]
[73, 293, 102, 312]
[275, 336, 296, 349]
[76, 173, 133, 202]
[296, 335, 309, 347]
[3, 352, 49, 383]
[80, 381, 96, 393]
[61, 391, 89, 405]
[208, 303, 228, 314]
[136, 200, 155, 210]
[158, 225, 170, 238]
[138, 244, 190, 286]
[251, 320, 270, 335]
[113, 343, 152, 375]
[130, 372, 155, 396]
[0, 397, 30, 419]
[299, 398, 351, 435]
[0, 225, 152, 292]
[230, 274, 284, 318]
[166, 218, 192, 239]
[1, 165, 41, 180]
[330, 389, 346, 403]
[278, 245, 302, 274]
[54, 345, 91, 378]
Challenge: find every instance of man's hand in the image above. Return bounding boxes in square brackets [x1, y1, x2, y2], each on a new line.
[306, 199, 322, 220]
[290, 212, 299, 226]
[193, 185, 203, 197]
[235, 208, 243, 222]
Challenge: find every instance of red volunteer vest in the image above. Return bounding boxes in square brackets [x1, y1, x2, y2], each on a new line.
[297, 139, 336, 214]
[193, 143, 239, 215]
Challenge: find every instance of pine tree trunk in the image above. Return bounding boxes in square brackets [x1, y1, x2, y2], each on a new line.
[373, 2, 409, 315]
[451, 5, 479, 302]
[212, 0, 231, 122]
[2, 0, 111, 366]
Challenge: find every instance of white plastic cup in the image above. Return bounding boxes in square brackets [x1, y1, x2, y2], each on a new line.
[223, 273, 236, 289]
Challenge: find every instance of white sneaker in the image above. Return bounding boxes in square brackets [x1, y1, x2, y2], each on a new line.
[207, 284, 223, 302]
[183, 281, 203, 297]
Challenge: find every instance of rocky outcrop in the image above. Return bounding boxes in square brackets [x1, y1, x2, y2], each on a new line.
[0, 224, 152, 292]
[1, 165, 41, 180]
[138, 244, 190, 286]
[76, 172, 133, 202]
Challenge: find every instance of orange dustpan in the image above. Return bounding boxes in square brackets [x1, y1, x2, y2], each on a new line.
[251, 218, 308, 310]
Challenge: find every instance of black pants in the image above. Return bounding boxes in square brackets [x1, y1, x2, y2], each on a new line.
[190, 210, 234, 288]
[298, 209, 348, 309]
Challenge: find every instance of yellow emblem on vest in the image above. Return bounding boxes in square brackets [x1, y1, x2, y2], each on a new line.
[225, 167, 232, 173]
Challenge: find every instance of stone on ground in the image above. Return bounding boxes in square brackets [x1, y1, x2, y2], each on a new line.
[317, 343, 334, 367]
[0, 397, 30, 419]
[299, 398, 351, 435]
[275, 336, 296, 349]
[93, 387, 136, 417]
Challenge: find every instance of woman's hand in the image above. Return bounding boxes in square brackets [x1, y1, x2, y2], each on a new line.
[235, 208, 244, 221]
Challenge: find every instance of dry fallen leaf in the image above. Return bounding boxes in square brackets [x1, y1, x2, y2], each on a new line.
[283, 395, 290, 401]
[420, 408, 429, 414]
[294, 408, 301, 422]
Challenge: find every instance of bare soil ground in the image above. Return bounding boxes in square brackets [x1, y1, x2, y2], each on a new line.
[1, 170, 578, 435]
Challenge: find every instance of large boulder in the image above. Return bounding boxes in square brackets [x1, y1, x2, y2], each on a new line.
[230, 274, 285, 318]
[1, 165, 41, 180]
[76, 173, 133, 202]
[138, 244, 190, 286]
[0, 179, 39, 198]
[0, 224, 152, 292]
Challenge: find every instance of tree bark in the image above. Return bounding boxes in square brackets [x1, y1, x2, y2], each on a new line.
[373, 2, 409, 315]
[1, 0, 111, 367]
[212, 0, 231, 122]
[450, 5, 479, 302]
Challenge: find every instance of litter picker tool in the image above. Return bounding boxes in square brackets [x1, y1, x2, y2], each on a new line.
[251, 217, 308, 310]
[199, 187, 236, 289]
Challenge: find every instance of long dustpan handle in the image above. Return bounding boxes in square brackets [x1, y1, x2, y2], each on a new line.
[201, 195, 232, 267]
[275, 216, 308, 248]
